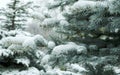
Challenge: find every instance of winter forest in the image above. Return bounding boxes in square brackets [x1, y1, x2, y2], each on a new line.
[0, 0, 120, 75]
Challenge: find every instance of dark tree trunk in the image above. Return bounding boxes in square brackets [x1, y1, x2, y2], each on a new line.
[11, 0, 17, 30]
[11, 13, 15, 30]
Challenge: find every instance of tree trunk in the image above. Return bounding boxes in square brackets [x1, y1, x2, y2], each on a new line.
[10, 0, 17, 30]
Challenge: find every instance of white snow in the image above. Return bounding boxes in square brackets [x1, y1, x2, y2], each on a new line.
[52, 44, 76, 56]
[0, 49, 14, 57]
[108, 0, 120, 14]
[71, 0, 96, 13]
[60, 20, 69, 26]
[1, 67, 40, 75]
[33, 34, 48, 46]
[8, 44, 23, 51]
[67, 63, 87, 73]
[22, 37, 37, 50]
[1, 34, 48, 50]
[15, 57, 30, 67]
[41, 55, 51, 65]
[8, 30, 32, 36]
[45, 68, 83, 75]
[114, 67, 120, 74]
[52, 42, 87, 57]
[115, 28, 119, 33]
[99, 35, 108, 40]
[1, 36, 31, 48]
[42, 18, 59, 27]
[0, 0, 119, 75]
[76, 46, 87, 54]
[35, 50, 45, 59]
[47, 41, 56, 49]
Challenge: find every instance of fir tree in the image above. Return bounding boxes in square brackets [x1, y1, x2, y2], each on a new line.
[0, 0, 33, 30]
[44, 0, 120, 46]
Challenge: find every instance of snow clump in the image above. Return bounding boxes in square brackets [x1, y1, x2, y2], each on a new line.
[51, 42, 87, 57]
[1, 34, 48, 50]
[47, 41, 56, 49]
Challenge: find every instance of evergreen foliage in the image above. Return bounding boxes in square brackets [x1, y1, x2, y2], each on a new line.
[84, 63, 117, 75]
[0, 0, 120, 75]
[0, 30, 47, 72]
[0, 0, 33, 30]
[41, 0, 120, 46]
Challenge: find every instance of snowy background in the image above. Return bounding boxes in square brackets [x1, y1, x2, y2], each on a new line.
[0, 0, 120, 75]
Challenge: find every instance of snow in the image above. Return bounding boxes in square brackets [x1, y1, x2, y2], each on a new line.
[0, 30, 8, 38]
[42, 18, 59, 27]
[15, 57, 30, 67]
[68, 63, 87, 73]
[99, 35, 108, 40]
[60, 20, 69, 26]
[57, 13, 65, 20]
[1, 34, 47, 50]
[1, 67, 40, 75]
[8, 30, 32, 36]
[52, 43, 87, 57]
[33, 34, 48, 46]
[115, 28, 119, 33]
[8, 44, 23, 51]
[0, 49, 14, 57]
[35, 50, 45, 59]
[71, 0, 96, 13]
[47, 41, 56, 49]
[47, 0, 61, 8]
[1, 36, 30, 48]
[99, 1, 109, 8]
[114, 67, 120, 74]
[52, 44, 76, 56]
[22, 37, 37, 50]
[45, 68, 83, 75]
[76, 46, 87, 54]
[0, 0, 120, 75]
[31, 13, 45, 21]
[41, 55, 51, 65]
[108, 0, 120, 14]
